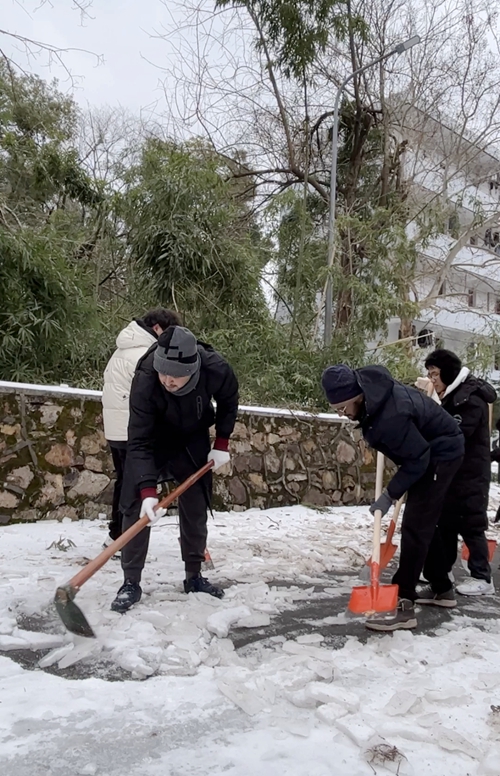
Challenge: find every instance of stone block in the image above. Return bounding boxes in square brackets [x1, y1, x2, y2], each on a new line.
[80, 431, 106, 455]
[252, 432, 267, 452]
[335, 440, 356, 464]
[45, 444, 75, 468]
[232, 421, 248, 439]
[39, 404, 62, 427]
[6, 465, 34, 490]
[304, 489, 331, 507]
[264, 452, 281, 474]
[0, 423, 21, 437]
[228, 477, 247, 505]
[67, 470, 110, 500]
[15, 509, 39, 522]
[0, 514, 11, 525]
[268, 433, 280, 445]
[84, 502, 111, 520]
[0, 490, 19, 508]
[36, 473, 65, 507]
[84, 455, 104, 472]
[248, 454, 263, 472]
[248, 473, 268, 493]
[48, 505, 79, 522]
[322, 470, 337, 490]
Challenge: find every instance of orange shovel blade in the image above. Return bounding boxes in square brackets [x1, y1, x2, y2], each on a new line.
[348, 583, 399, 615]
[461, 539, 496, 562]
[379, 541, 398, 569]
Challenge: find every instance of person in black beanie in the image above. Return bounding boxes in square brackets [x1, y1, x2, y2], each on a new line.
[110, 325, 239, 613]
[419, 349, 496, 597]
[322, 364, 464, 632]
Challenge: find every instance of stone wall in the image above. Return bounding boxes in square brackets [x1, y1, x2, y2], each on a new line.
[0, 382, 376, 523]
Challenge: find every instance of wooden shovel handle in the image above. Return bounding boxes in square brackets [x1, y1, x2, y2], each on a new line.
[67, 461, 214, 592]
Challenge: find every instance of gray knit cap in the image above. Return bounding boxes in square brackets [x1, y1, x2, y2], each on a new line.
[153, 326, 201, 377]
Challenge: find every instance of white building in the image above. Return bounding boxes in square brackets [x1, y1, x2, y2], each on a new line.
[382, 107, 500, 378]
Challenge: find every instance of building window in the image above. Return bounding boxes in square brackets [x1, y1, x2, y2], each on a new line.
[418, 329, 434, 348]
[468, 289, 475, 307]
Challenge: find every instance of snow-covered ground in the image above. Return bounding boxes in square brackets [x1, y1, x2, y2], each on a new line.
[1, 496, 500, 776]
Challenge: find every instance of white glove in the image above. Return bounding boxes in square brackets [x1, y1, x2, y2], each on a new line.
[140, 497, 166, 525]
[207, 449, 230, 471]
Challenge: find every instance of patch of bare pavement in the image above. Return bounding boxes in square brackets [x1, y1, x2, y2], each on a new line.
[231, 550, 500, 652]
[3, 552, 500, 681]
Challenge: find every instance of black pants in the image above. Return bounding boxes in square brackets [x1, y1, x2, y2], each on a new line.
[431, 508, 491, 583]
[392, 457, 463, 601]
[108, 441, 127, 540]
[120, 438, 211, 583]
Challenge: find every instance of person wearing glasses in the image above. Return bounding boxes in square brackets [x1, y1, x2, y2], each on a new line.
[321, 364, 464, 632]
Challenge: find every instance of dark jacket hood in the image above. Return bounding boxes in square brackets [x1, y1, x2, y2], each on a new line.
[446, 374, 497, 406]
[354, 365, 395, 417]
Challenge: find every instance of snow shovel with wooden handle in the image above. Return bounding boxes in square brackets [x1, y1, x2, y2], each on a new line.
[54, 461, 214, 638]
[360, 496, 405, 581]
[349, 452, 399, 615]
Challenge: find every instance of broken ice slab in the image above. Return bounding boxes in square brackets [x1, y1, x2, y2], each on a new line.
[384, 690, 421, 716]
[206, 606, 252, 638]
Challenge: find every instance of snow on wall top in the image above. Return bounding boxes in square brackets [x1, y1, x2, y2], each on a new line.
[0, 380, 344, 423]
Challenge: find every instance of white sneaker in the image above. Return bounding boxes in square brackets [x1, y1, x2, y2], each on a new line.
[456, 578, 495, 596]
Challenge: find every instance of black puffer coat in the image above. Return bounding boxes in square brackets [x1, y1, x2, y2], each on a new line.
[127, 343, 239, 491]
[354, 366, 464, 501]
[439, 373, 496, 519]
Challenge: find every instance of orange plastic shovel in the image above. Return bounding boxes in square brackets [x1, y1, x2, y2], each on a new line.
[349, 452, 399, 615]
[361, 496, 404, 580]
[461, 540, 497, 564]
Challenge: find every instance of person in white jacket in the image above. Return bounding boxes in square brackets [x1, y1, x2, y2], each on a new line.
[102, 308, 182, 544]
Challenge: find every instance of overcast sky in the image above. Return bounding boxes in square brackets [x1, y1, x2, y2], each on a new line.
[2, 0, 198, 115]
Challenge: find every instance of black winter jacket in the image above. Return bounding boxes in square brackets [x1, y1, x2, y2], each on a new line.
[355, 366, 464, 501]
[439, 373, 496, 517]
[127, 343, 239, 490]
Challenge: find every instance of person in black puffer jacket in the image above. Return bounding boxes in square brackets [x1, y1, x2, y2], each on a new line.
[422, 350, 496, 597]
[110, 325, 239, 613]
[322, 364, 464, 632]
[493, 418, 500, 523]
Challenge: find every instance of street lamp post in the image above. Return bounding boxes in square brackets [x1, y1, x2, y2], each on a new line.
[323, 35, 421, 347]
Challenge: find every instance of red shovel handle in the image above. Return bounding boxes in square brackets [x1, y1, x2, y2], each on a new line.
[67, 461, 214, 593]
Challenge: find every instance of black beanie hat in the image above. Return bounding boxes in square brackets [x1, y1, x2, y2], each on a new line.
[321, 365, 362, 404]
[424, 349, 462, 386]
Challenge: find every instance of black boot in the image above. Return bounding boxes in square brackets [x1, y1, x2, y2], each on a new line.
[183, 573, 224, 599]
[111, 580, 142, 612]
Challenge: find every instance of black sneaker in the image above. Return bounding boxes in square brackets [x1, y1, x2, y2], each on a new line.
[183, 574, 225, 599]
[365, 598, 417, 632]
[415, 586, 457, 608]
[111, 580, 142, 612]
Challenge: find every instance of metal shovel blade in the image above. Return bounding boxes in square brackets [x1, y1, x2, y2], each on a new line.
[54, 584, 95, 639]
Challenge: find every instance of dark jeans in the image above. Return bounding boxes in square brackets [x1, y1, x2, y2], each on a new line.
[431, 509, 491, 583]
[108, 441, 127, 540]
[392, 457, 463, 601]
[120, 437, 211, 583]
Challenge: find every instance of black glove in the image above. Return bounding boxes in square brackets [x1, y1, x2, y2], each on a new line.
[369, 490, 393, 517]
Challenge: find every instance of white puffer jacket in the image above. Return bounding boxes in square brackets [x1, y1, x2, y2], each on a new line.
[102, 321, 156, 441]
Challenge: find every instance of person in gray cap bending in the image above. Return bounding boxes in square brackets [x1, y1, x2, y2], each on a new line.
[111, 325, 239, 612]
